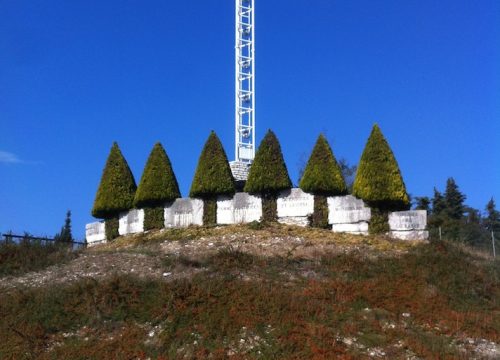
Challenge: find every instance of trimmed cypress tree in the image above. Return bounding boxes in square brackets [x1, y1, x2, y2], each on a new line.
[134, 142, 181, 230]
[244, 130, 292, 222]
[299, 134, 347, 228]
[92, 142, 137, 239]
[190, 131, 235, 225]
[352, 124, 409, 233]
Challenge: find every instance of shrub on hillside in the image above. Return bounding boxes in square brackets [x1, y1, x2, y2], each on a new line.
[92, 142, 137, 239]
[244, 130, 292, 221]
[352, 124, 409, 233]
[134, 143, 180, 230]
[300, 134, 347, 228]
[190, 131, 235, 225]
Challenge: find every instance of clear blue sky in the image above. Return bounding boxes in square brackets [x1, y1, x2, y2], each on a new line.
[1, 0, 498, 240]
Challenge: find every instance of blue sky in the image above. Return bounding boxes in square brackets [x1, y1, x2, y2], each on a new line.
[1, 0, 498, 240]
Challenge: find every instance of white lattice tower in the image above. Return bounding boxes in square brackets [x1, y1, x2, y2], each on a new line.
[234, 0, 255, 164]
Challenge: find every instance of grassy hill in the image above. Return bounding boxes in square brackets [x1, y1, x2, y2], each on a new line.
[0, 224, 498, 359]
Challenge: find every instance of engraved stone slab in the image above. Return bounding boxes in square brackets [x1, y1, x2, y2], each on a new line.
[277, 188, 314, 218]
[328, 195, 371, 224]
[164, 198, 204, 228]
[85, 221, 105, 246]
[119, 209, 144, 235]
[331, 222, 369, 235]
[389, 210, 427, 231]
[217, 193, 262, 224]
[390, 230, 429, 241]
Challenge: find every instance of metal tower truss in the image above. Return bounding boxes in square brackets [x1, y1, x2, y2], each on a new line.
[235, 0, 255, 163]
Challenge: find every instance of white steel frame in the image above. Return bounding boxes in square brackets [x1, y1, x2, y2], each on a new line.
[235, 0, 255, 163]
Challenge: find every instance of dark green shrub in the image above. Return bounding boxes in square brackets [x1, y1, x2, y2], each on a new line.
[105, 217, 119, 240]
[300, 134, 347, 227]
[353, 124, 409, 209]
[299, 134, 347, 196]
[143, 207, 165, 231]
[352, 124, 409, 233]
[190, 131, 235, 225]
[134, 142, 180, 208]
[244, 130, 292, 222]
[92, 142, 137, 219]
[311, 195, 329, 229]
[134, 143, 180, 230]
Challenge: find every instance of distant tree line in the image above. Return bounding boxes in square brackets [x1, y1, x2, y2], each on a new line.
[414, 179, 499, 248]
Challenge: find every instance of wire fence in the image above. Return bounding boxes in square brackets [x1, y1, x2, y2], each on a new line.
[428, 227, 498, 259]
[1, 233, 86, 250]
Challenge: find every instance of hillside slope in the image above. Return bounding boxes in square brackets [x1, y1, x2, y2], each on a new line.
[1, 224, 499, 359]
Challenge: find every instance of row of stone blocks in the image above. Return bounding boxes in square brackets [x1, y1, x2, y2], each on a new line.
[86, 188, 428, 245]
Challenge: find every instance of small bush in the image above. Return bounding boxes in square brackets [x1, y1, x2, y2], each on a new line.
[92, 142, 137, 219]
[143, 207, 164, 231]
[202, 197, 217, 226]
[105, 217, 119, 240]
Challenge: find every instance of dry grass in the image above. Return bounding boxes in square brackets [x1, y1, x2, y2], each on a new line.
[0, 229, 498, 359]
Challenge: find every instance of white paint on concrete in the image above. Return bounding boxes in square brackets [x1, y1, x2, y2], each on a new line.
[119, 209, 144, 235]
[164, 198, 204, 228]
[85, 221, 106, 246]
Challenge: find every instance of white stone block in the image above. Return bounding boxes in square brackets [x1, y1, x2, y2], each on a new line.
[217, 193, 262, 224]
[331, 222, 369, 235]
[389, 210, 427, 231]
[119, 209, 144, 235]
[278, 216, 309, 227]
[277, 188, 314, 218]
[390, 230, 429, 241]
[85, 221, 106, 246]
[328, 195, 371, 224]
[164, 198, 204, 228]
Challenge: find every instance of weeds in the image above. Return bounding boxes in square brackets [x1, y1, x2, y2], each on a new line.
[0, 241, 79, 277]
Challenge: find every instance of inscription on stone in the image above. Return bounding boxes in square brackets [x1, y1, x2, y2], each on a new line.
[389, 210, 427, 231]
[328, 195, 371, 225]
[164, 198, 204, 228]
[277, 188, 314, 218]
[119, 209, 144, 235]
[85, 221, 105, 245]
[217, 193, 262, 224]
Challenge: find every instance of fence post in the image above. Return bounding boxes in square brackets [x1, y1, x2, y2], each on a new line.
[492, 231, 496, 259]
[439, 227, 442, 241]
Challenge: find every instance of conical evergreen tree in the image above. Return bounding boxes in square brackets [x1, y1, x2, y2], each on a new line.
[444, 177, 466, 220]
[134, 143, 181, 230]
[190, 131, 235, 225]
[92, 142, 137, 219]
[134, 143, 180, 208]
[244, 130, 292, 194]
[190, 131, 235, 198]
[299, 134, 347, 195]
[244, 130, 292, 222]
[299, 134, 347, 228]
[352, 124, 409, 210]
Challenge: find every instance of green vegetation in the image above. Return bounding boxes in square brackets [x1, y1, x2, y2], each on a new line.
[299, 134, 347, 196]
[352, 124, 409, 233]
[190, 131, 235, 225]
[134, 143, 180, 230]
[300, 134, 347, 227]
[421, 178, 500, 251]
[245, 130, 292, 221]
[0, 236, 498, 359]
[353, 124, 409, 209]
[105, 217, 119, 241]
[54, 210, 73, 243]
[91, 142, 137, 221]
[0, 240, 78, 277]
